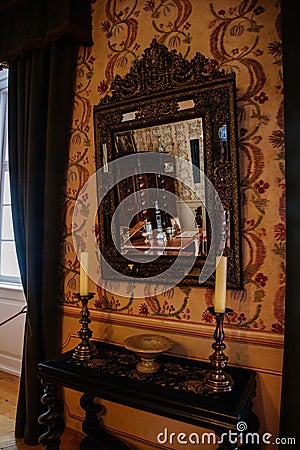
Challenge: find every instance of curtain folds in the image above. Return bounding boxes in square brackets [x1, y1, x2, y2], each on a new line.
[0, 0, 93, 444]
[280, 1, 300, 447]
[0, 0, 93, 62]
[9, 45, 78, 442]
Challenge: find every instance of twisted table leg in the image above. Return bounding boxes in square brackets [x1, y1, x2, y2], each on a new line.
[38, 382, 65, 450]
[80, 393, 130, 450]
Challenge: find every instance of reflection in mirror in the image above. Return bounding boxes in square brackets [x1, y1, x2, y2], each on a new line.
[114, 118, 208, 260]
[215, 124, 228, 162]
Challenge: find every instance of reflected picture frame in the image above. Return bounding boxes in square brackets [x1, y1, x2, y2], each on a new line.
[114, 131, 137, 155]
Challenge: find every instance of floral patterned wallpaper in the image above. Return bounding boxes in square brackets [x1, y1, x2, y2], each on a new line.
[60, 0, 285, 334]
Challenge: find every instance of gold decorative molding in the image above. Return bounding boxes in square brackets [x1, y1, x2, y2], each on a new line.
[60, 305, 284, 350]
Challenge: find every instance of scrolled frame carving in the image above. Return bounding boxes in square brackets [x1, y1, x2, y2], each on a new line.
[94, 39, 242, 289]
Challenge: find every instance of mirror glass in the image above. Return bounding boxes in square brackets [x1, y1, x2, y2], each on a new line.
[114, 118, 208, 259]
[94, 39, 242, 288]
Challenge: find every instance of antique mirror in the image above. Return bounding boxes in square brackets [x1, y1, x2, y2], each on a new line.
[94, 39, 242, 289]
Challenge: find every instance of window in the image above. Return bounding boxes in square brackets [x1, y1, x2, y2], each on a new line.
[0, 69, 21, 284]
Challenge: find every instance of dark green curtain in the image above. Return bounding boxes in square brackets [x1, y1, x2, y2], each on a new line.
[280, 1, 300, 447]
[0, 0, 93, 444]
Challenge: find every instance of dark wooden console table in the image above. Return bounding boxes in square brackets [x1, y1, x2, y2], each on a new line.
[37, 341, 259, 450]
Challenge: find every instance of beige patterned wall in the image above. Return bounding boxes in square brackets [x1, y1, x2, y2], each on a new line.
[60, 0, 285, 335]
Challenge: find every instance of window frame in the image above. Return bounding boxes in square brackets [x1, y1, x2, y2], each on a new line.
[0, 69, 21, 285]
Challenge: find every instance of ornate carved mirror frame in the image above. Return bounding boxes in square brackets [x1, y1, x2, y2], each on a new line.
[94, 39, 242, 289]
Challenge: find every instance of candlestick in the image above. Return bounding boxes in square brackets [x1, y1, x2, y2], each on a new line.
[72, 293, 97, 361]
[203, 307, 234, 392]
[214, 255, 227, 313]
[80, 252, 89, 296]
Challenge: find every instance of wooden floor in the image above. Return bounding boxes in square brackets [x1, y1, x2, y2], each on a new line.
[0, 370, 83, 449]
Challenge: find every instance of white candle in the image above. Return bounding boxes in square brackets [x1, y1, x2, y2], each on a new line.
[80, 252, 89, 296]
[214, 255, 227, 313]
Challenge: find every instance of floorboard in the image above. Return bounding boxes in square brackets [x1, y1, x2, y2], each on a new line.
[0, 370, 83, 449]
